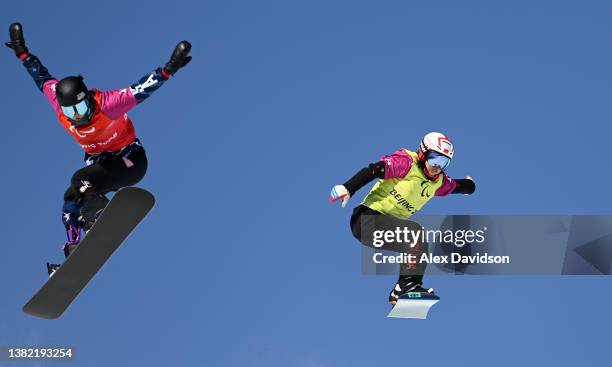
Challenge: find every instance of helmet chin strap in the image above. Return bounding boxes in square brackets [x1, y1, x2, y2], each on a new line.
[419, 160, 441, 180]
[425, 169, 441, 180]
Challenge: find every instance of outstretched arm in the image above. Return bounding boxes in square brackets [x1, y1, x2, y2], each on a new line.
[342, 161, 386, 196]
[329, 149, 410, 207]
[435, 176, 476, 196]
[6, 23, 62, 112]
[99, 41, 192, 120]
[6, 22, 56, 91]
[330, 162, 384, 207]
[450, 177, 476, 195]
[21, 54, 56, 91]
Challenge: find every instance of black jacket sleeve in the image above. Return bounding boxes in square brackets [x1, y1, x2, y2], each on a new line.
[451, 178, 476, 195]
[343, 161, 386, 196]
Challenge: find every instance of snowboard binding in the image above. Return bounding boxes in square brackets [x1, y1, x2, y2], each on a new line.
[46, 262, 61, 277]
[389, 276, 435, 306]
[46, 225, 83, 277]
[387, 276, 440, 319]
[62, 224, 82, 259]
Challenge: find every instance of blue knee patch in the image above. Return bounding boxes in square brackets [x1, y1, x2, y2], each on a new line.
[62, 200, 83, 227]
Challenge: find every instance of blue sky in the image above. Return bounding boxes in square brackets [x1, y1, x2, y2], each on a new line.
[1, 0, 611, 365]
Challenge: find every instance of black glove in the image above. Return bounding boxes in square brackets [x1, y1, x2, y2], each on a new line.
[5, 22, 28, 57]
[163, 41, 192, 76]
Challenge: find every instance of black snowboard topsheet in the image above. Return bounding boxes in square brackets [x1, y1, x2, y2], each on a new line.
[22, 187, 155, 319]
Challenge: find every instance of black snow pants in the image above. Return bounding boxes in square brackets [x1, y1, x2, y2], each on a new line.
[350, 204, 429, 282]
[62, 143, 148, 230]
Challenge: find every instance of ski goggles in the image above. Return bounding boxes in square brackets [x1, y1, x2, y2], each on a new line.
[426, 151, 451, 170]
[60, 99, 90, 121]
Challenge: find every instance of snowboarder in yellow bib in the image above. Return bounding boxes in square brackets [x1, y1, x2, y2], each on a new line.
[330, 132, 476, 306]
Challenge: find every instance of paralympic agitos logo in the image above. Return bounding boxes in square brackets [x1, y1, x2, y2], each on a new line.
[420, 180, 432, 198]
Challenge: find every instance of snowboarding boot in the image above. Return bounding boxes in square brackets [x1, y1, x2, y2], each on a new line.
[46, 262, 61, 277]
[46, 224, 82, 277]
[62, 224, 82, 259]
[389, 275, 435, 305]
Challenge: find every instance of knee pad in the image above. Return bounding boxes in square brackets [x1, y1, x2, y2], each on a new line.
[62, 200, 83, 227]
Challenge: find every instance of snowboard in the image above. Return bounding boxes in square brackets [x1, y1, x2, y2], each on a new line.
[387, 292, 440, 319]
[22, 187, 155, 319]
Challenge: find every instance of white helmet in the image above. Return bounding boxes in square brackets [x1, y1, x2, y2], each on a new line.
[419, 132, 454, 159]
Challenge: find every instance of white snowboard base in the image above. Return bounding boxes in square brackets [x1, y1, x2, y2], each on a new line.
[387, 293, 440, 319]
